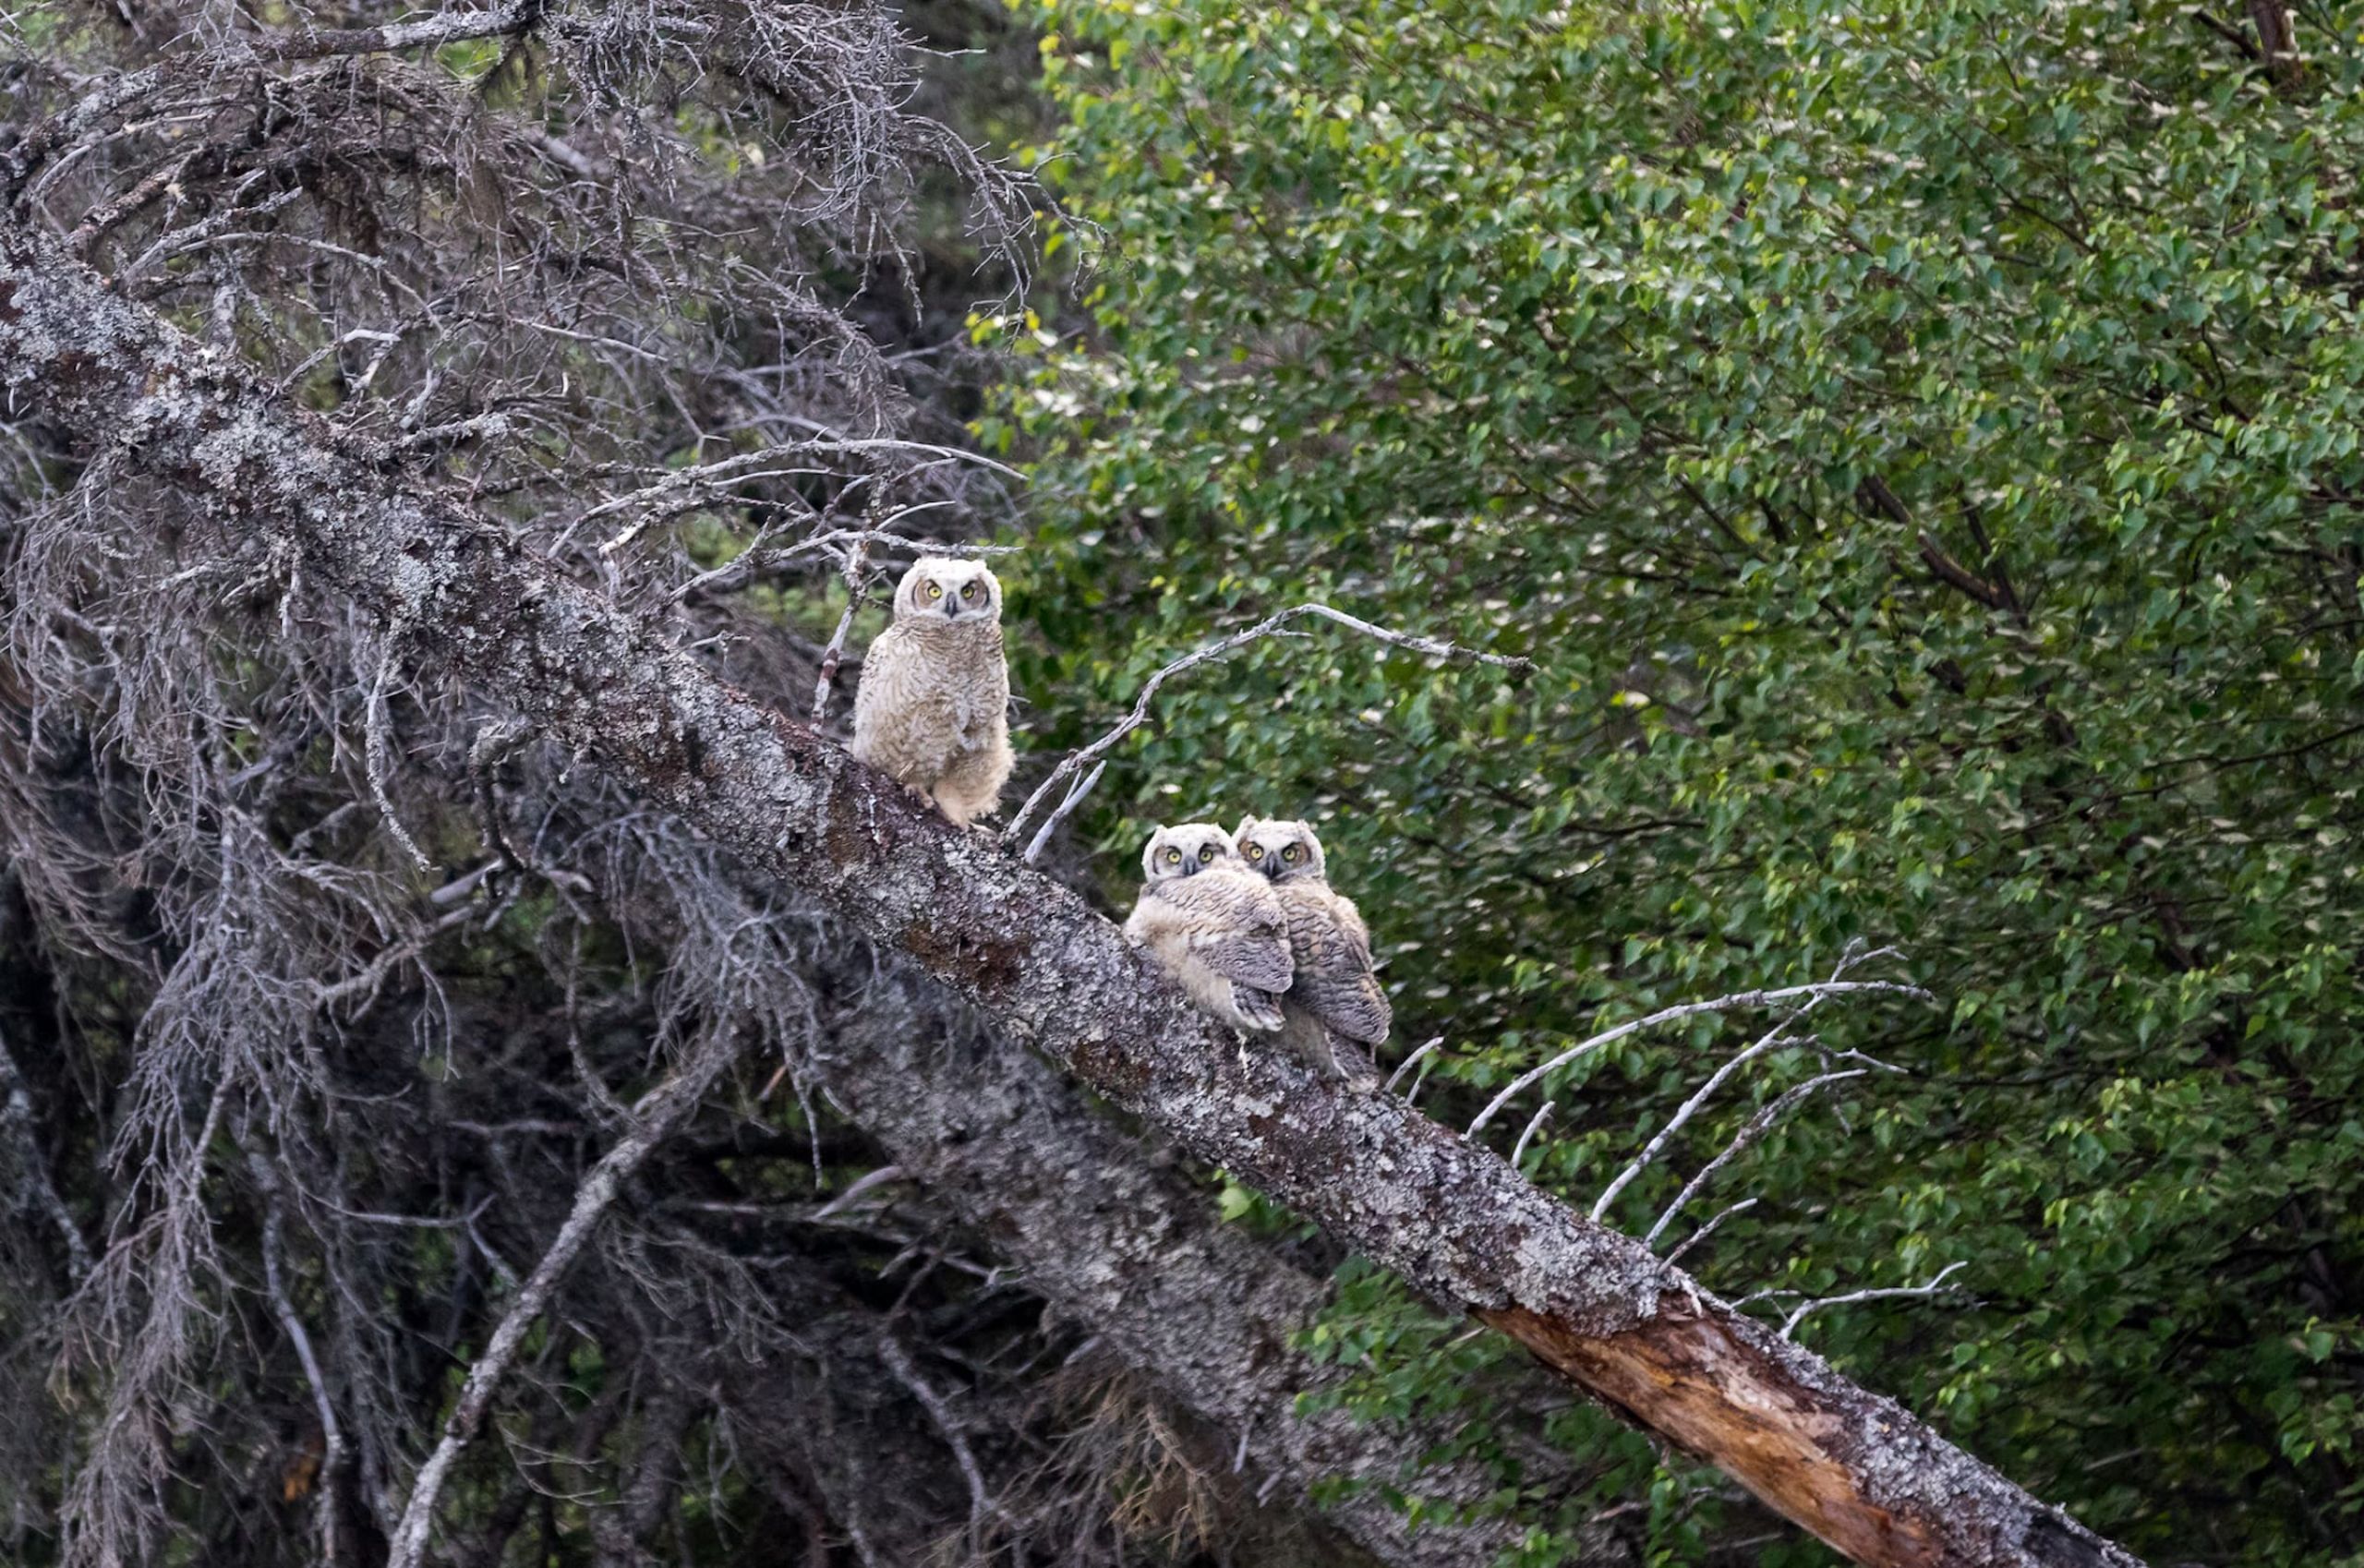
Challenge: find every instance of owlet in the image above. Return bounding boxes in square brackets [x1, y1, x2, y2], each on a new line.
[850, 558, 1014, 826]
[1125, 823, 1293, 1037]
[1234, 817, 1392, 1083]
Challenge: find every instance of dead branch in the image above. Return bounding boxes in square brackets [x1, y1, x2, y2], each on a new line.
[1383, 1036, 1441, 1093]
[245, 1147, 352, 1564]
[1643, 1073, 1871, 1250]
[1006, 604, 1531, 856]
[1779, 1262, 1970, 1340]
[877, 1337, 998, 1550]
[0, 1024, 93, 1282]
[1465, 973, 1930, 1137]
[1659, 1197, 1759, 1270]
[384, 1027, 743, 1568]
[1592, 1016, 1815, 1224]
[1510, 1101, 1554, 1171]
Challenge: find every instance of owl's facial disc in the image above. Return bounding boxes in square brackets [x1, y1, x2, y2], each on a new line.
[899, 557, 1001, 623]
[1142, 823, 1229, 882]
[1238, 822, 1322, 881]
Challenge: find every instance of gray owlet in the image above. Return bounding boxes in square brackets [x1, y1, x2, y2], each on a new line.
[1124, 823, 1293, 1037]
[1234, 817, 1393, 1083]
[850, 558, 1014, 826]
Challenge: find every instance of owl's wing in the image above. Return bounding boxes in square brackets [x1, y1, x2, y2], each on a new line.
[1153, 874, 1295, 994]
[850, 624, 910, 731]
[1281, 892, 1393, 1045]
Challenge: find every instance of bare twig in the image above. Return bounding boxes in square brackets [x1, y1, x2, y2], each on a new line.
[810, 1164, 906, 1221]
[1383, 1036, 1441, 1093]
[1659, 1197, 1758, 1270]
[877, 1337, 995, 1551]
[1643, 1069, 1877, 1249]
[1510, 1102, 1555, 1170]
[0, 1025, 93, 1282]
[120, 180, 301, 283]
[591, 436, 1014, 556]
[1595, 947, 1918, 1223]
[589, 447, 835, 555]
[1005, 604, 1530, 848]
[66, 148, 196, 257]
[770, 416, 1025, 481]
[385, 1028, 742, 1568]
[669, 515, 1007, 605]
[1464, 977, 1929, 1138]
[1591, 1018, 1814, 1224]
[311, 903, 481, 1011]
[1780, 1262, 1968, 1339]
[812, 537, 874, 723]
[246, 1149, 348, 1563]
[1019, 761, 1104, 864]
[364, 643, 433, 874]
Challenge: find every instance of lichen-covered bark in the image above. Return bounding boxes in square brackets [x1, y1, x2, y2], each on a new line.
[810, 961, 1631, 1568]
[0, 220, 2143, 1568]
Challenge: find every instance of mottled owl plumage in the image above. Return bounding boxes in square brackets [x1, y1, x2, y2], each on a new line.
[850, 558, 1013, 826]
[1234, 816, 1392, 1082]
[1124, 824, 1293, 1034]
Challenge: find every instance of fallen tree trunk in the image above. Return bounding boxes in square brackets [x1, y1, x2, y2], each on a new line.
[0, 219, 2141, 1568]
[807, 954, 1634, 1567]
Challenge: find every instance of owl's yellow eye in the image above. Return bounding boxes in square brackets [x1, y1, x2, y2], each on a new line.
[1282, 845, 1301, 862]
[1164, 848, 1182, 864]
[960, 582, 979, 601]
[924, 583, 944, 599]
[1245, 844, 1262, 860]
[1197, 844, 1215, 862]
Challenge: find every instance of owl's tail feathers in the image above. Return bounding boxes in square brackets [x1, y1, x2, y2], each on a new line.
[1321, 1034, 1383, 1089]
[1231, 986, 1287, 1032]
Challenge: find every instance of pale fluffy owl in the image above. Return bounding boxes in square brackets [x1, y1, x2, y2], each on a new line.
[850, 558, 1014, 826]
[1234, 816, 1393, 1082]
[1124, 824, 1293, 1036]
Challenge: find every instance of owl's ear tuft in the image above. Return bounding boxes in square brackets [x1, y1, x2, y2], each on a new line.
[1233, 815, 1257, 840]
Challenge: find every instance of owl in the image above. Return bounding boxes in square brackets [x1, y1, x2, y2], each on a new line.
[1233, 817, 1393, 1083]
[850, 558, 1014, 826]
[1124, 824, 1294, 1037]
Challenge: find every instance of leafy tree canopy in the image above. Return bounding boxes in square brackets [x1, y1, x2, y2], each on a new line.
[999, 0, 2364, 1559]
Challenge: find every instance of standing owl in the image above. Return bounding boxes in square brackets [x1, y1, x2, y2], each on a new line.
[1124, 824, 1293, 1038]
[850, 558, 1014, 826]
[1234, 817, 1393, 1083]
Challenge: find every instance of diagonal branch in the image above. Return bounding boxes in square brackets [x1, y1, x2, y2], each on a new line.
[1780, 1262, 1971, 1340]
[1645, 1072, 1871, 1250]
[1465, 978, 1928, 1137]
[0, 1023, 94, 1283]
[384, 1027, 742, 1568]
[1591, 1016, 1810, 1224]
[243, 1147, 352, 1564]
[1005, 604, 1530, 853]
[0, 219, 2145, 1568]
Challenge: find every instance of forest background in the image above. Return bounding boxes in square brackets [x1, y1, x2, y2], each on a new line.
[1, 0, 2360, 1565]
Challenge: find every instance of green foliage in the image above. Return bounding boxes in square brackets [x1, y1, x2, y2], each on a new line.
[1000, 0, 2364, 1558]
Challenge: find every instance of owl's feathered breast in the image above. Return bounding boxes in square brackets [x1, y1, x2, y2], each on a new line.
[855, 621, 1007, 745]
